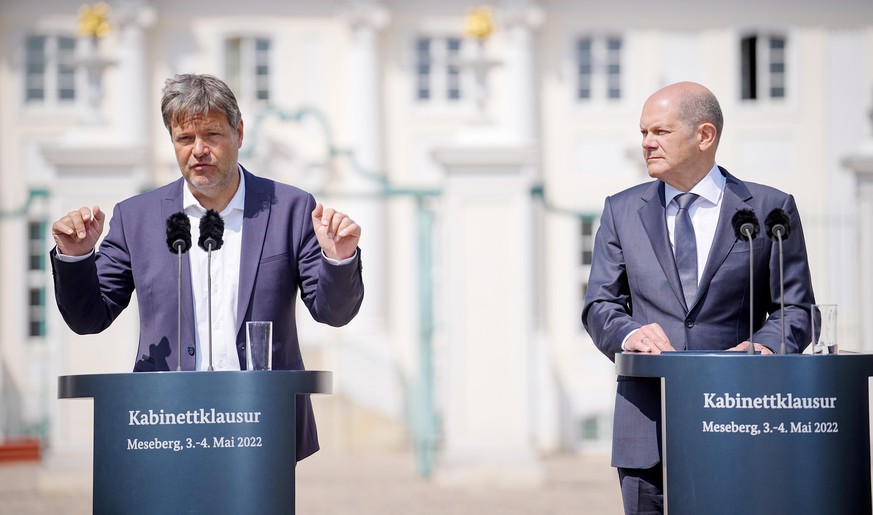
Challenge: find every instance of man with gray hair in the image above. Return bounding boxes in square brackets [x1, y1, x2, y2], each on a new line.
[582, 82, 814, 513]
[50, 73, 365, 461]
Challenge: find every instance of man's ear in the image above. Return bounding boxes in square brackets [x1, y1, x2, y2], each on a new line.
[698, 123, 717, 151]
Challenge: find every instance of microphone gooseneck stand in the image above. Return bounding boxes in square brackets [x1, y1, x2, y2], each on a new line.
[207, 242, 215, 372]
[177, 245, 183, 371]
[745, 226, 755, 356]
[777, 232, 785, 355]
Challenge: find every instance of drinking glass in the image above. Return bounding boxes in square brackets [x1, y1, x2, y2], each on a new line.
[811, 304, 837, 355]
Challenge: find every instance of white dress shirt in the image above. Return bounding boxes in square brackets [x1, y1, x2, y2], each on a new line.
[185, 167, 245, 371]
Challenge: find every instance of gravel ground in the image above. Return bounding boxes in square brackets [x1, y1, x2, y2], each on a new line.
[0, 451, 622, 514]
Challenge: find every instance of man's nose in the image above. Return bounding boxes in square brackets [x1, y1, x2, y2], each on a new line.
[642, 134, 657, 149]
[193, 138, 210, 157]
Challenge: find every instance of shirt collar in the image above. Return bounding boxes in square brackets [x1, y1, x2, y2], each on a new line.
[664, 164, 725, 207]
[183, 164, 246, 217]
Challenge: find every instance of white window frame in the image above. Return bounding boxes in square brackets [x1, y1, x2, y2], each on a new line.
[579, 216, 600, 327]
[575, 34, 623, 103]
[22, 33, 79, 108]
[27, 216, 48, 340]
[225, 35, 272, 108]
[740, 32, 788, 102]
[413, 35, 467, 106]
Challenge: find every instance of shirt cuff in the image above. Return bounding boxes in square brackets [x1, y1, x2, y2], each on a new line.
[322, 249, 357, 266]
[54, 248, 95, 263]
[621, 329, 639, 351]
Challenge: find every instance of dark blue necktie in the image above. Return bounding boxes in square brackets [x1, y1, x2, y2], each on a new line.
[674, 193, 699, 309]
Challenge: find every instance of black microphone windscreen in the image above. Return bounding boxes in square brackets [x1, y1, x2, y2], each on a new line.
[764, 208, 791, 240]
[166, 212, 192, 253]
[198, 209, 225, 251]
[731, 209, 760, 240]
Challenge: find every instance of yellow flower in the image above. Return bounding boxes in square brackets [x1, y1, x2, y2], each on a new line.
[463, 7, 494, 40]
[78, 2, 112, 39]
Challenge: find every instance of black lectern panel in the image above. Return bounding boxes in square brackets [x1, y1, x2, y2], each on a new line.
[59, 371, 331, 515]
[617, 353, 873, 515]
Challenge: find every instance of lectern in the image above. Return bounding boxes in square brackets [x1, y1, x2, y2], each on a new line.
[58, 370, 331, 515]
[617, 353, 873, 514]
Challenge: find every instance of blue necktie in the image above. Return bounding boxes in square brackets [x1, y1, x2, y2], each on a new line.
[674, 193, 699, 309]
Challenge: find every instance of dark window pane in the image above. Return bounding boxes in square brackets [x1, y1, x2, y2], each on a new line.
[29, 288, 41, 307]
[25, 36, 47, 102]
[28, 221, 42, 240]
[740, 36, 758, 100]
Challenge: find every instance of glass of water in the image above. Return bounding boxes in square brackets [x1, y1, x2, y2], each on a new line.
[245, 321, 273, 370]
[811, 304, 837, 355]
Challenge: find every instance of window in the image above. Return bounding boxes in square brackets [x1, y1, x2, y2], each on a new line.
[415, 36, 464, 103]
[581, 218, 595, 266]
[24, 35, 77, 104]
[579, 217, 598, 305]
[27, 219, 47, 338]
[225, 37, 271, 105]
[740, 34, 787, 100]
[576, 36, 622, 101]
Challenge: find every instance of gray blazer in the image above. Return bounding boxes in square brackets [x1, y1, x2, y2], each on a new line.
[51, 166, 364, 460]
[582, 167, 814, 469]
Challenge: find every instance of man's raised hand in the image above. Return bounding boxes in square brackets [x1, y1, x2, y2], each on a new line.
[311, 203, 361, 261]
[52, 206, 105, 257]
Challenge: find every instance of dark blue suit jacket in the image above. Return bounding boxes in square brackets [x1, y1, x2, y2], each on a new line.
[582, 167, 814, 469]
[51, 167, 364, 461]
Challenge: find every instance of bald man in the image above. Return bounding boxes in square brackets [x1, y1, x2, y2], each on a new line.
[582, 82, 814, 514]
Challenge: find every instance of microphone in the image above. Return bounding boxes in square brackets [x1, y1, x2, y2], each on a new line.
[166, 213, 192, 371]
[166, 212, 192, 253]
[765, 208, 792, 354]
[198, 209, 225, 252]
[732, 209, 760, 355]
[765, 208, 791, 241]
[198, 210, 224, 371]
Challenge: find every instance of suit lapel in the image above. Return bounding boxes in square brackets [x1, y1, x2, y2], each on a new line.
[162, 179, 196, 370]
[638, 181, 687, 310]
[694, 168, 753, 310]
[236, 168, 272, 336]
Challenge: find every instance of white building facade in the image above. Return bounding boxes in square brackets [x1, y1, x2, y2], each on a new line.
[0, 0, 871, 479]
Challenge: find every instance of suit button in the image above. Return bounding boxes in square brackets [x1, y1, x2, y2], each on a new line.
[187, 346, 196, 356]
[685, 319, 694, 328]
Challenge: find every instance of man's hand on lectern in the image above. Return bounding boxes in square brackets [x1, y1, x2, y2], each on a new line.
[728, 341, 775, 355]
[625, 323, 676, 354]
